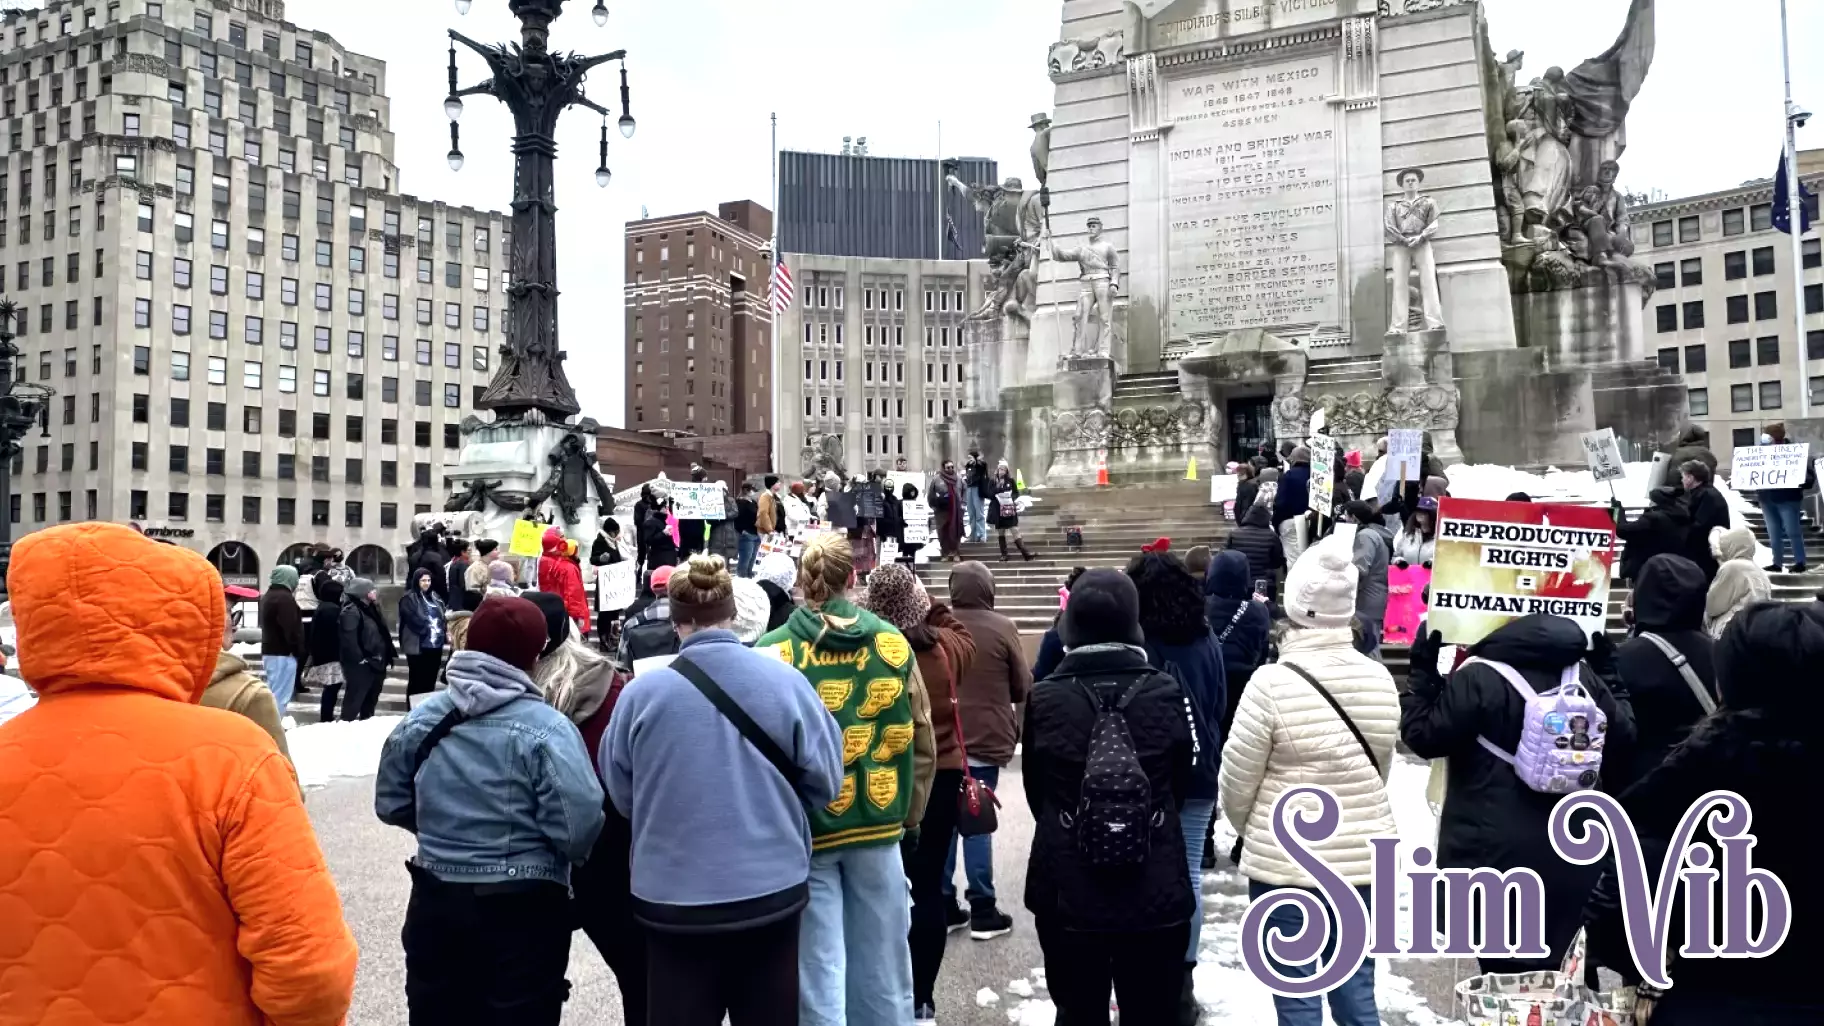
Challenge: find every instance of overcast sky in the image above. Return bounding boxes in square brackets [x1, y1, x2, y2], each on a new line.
[308, 0, 1820, 427]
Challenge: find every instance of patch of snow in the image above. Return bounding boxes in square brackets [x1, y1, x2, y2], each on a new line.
[1006, 978, 1034, 998]
[976, 987, 1001, 1007]
[1006, 999, 1056, 1025]
[288, 715, 401, 789]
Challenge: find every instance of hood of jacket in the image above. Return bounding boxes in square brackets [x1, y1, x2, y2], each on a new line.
[12, 523, 224, 704]
[1206, 549, 1252, 600]
[1647, 485, 1688, 514]
[1632, 554, 1707, 632]
[541, 526, 567, 557]
[948, 560, 996, 610]
[1706, 559, 1772, 624]
[314, 575, 345, 607]
[1468, 612, 1589, 671]
[1241, 503, 1272, 529]
[211, 648, 253, 687]
[444, 649, 543, 716]
[404, 566, 439, 601]
[781, 595, 888, 652]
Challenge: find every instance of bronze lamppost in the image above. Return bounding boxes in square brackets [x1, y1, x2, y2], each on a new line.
[0, 300, 56, 599]
[444, 0, 633, 422]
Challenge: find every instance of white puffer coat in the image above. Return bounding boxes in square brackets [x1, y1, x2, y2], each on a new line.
[1219, 626, 1400, 887]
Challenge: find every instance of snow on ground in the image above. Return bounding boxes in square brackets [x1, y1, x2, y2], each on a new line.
[288, 716, 401, 790]
[1003, 760, 1449, 1024]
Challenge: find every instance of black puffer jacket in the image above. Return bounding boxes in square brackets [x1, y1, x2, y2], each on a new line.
[1400, 614, 1636, 968]
[337, 595, 395, 690]
[1609, 554, 1716, 795]
[1022, 644, 1194, 933]
[638, 507, 678, 572]
[1617, 486, 1691, 582]
[1682, 482, 1732, 581]
[304, 577, 345, 669]
[1224, 503, 1285, 590]
[1584, 603, 1824, 1022]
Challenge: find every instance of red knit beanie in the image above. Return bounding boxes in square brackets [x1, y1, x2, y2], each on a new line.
[465, 595, 548, 672]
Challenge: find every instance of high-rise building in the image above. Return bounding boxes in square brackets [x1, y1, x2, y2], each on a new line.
[623, 200, 773, 438]
[1633, 151, 1822, 465]
[0, 0, 501, 584]
[774, 254, 987, 475]
[778, 150, 996, 261]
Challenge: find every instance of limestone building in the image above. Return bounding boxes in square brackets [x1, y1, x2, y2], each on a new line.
[1635, 152, 1823, 466]
[2, 0, 500, 584]
[622, 200, 773, 439]
[773, 254, 988, 476]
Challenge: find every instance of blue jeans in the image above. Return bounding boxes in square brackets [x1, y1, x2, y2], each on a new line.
[965, 485, 986, 542]
[1246, 880, 1379, 1026]
[799, 843, 914, 1026]
[1181, 799, 1216, 963]
[262, 655, 297, 713]
[1354, 616, 1382, 658]
[942, 764, 999, 909]
[1764, 498, 1806, 567]
[736, 531, 761, 577]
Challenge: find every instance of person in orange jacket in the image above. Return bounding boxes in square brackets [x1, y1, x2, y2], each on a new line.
[0, 523, 358, 1026]
[538, 526, 590, 635]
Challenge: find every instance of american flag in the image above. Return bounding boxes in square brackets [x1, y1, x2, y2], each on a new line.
[769, 253, 795, 313]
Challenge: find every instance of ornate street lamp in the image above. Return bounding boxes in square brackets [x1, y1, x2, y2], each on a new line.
[445, 0, 633, 422]
[0, 300, 56, 600]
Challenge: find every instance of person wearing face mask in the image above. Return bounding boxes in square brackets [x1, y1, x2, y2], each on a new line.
[1754, 423, 1814, 573]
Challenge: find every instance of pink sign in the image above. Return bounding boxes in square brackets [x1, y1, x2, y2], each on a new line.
[1383, 564, 1431, 647]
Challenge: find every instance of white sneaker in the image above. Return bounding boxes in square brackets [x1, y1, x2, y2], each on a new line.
[914, 1001, 937, 1025]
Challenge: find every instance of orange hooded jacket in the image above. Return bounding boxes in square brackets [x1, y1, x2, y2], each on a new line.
[0, 523, 358, 1025]
[538, 526, 590, 634]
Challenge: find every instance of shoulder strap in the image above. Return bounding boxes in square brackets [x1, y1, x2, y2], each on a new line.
[1461, 658, 1580, 766]
[1638, 632, 1717, 715]
[671, 654, 805, 793]
[399, 706, 467, 834]
[1215, 601, 1249, 643]
[1281, 662, 1382, 777]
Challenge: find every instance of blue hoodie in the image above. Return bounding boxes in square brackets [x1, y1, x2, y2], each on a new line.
[603, 629, 843, 931]
[1273, 461, 1311, 528]
[1203, 550, 1272, 694]
[1142, 630, 1226, 803]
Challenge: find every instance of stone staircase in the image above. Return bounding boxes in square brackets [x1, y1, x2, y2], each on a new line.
[1112, 370, 1180, 403]
[1305, 354, 1383, 388]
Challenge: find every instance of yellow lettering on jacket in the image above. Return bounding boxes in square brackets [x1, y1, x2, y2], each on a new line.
[871, 722, 916, 763]
[797, 642, 873, 674]
[827, 773, 856, 815]
[874, 631, 911, 669]
[816, 679, 853, 713]
[865, 766, 899, 810]
[856, 677, 904, 719]
[841, 724, 876, 766]
[770, 640, 794, 665]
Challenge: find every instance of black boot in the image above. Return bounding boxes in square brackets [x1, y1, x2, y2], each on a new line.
[1017, 538, 1035, 561]
[999, 535, 1010, 562]
[1178, 963, 1202, 1025]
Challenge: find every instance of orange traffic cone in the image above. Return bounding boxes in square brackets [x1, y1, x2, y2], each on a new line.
[1095, 451, 1110, 487]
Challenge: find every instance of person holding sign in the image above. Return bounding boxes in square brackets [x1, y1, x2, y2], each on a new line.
[989, 461, 1034, 562]
[1753, 423, 1813, 573]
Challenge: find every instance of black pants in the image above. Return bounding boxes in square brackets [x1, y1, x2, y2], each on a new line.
[906, 768, 963, 1007]
[406, 651, 442, 697]
[1036, 917, 1189, 1026]
[401, 864, 573, 1026]
[319, 682, 342, 723]
[645, 913, 799, 1026]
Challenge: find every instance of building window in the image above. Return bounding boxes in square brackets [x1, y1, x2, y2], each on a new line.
[1655, 305, 1677, 333]
[1682, 301, 1704, 330]
[1728, 339, 1751, 368]
[1683, 343, 1706, 373]
[1726, 295, 1749, 324]
[1679, 258, 1702, 287]
[1751, 203, 1774, 232]
[1760, 380, 1782, 410]
[1753, 246, 1776, 276]
[1653, 263, 1675, 291]
[1757, 336, 1781, 366]
[1656, 347, 1678, 373]
[1755, 291, 1778, 321]
[1652, 221, 1673, 247]
[1724, 251, 1747, 280]
[1731, 383, 1753, 412]
[1677, 216, 1699, 243]
[1687, 388, 1708, 417]
[1722, 208, 1745, 236]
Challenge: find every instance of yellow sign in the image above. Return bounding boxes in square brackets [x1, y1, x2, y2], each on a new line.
[509, 520, 545, 559]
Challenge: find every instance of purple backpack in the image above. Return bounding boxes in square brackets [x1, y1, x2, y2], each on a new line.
[1466, 659, 1607, 793]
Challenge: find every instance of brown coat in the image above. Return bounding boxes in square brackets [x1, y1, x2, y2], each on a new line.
[946, 561, 1032, 766]
[202, 650, 293, 768]
[756, 490, 779, 535]
[907, 603, 976, 772]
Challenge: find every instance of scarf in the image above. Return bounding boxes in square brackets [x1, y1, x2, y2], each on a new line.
[938, 469, 962, 531]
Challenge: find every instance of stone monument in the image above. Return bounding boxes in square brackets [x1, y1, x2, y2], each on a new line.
[950, 0, 1685, 485]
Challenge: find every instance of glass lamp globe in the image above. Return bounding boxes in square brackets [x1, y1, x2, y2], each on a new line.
[595, 166, 612, 188]
[444, 96, 463, 121]
[592, 2, 609, 26]
[447, 150, 464, 172]
[618, 114, 636, 139]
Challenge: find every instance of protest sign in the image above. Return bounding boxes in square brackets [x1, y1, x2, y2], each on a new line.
[1383, 564, 1430, 647]
[1387, 429, 1423, 483]
[595, 561, 636, 612]
[1309, 438, 1337, 516]
[670, 482, 727, 520]
[1730, 444, 1810, 490]
[509, 519, 545, 558]
[902, 500, 931, 545]
[1580, 428, 1627, 483]
[856, 481, 885, 520]
[1208, 474, 1239, 506]
[1428, 497, 1615, 646]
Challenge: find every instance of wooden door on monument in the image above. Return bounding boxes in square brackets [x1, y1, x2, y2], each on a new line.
[1227, 399, 1274, 465]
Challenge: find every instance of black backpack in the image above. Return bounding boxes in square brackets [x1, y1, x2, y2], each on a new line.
[1069, 679, 1159, 867]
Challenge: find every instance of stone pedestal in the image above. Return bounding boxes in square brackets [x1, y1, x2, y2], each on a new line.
[1512, 278, 1651, 371]
[1380, 329, 1452, 390]
[444, 415, 611, 559]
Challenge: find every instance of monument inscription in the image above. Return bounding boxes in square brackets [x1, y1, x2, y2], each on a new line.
[1153, 0, 1341, 49]
[1166, 55, 1340, 338]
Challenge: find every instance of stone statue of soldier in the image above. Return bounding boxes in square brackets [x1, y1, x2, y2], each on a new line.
[1047, 217, 1120, 359]
[1385, 167, 1445, 335]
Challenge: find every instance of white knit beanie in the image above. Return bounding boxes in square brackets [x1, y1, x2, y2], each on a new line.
[1285, 533, 1359, 629]
[731, 577, 772, 645]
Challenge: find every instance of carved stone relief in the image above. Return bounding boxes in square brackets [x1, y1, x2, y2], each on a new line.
[1272, 385, 1460, 441]
[1048, 32, 1124, 79]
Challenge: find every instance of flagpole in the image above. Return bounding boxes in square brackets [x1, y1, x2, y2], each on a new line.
[935, 120, 943, 259]
[1780, 0, 1810, 418]
[770, 111, 782, 469]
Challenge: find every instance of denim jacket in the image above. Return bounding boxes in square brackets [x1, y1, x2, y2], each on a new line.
[375, 649, 606, 885]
